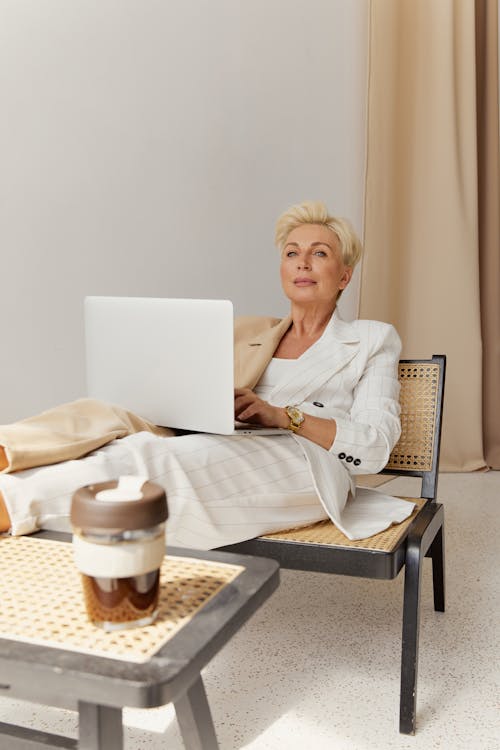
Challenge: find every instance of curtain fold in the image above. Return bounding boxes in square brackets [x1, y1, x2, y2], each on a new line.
[476, 0, 500, 469]
[360, 0, 497, 471]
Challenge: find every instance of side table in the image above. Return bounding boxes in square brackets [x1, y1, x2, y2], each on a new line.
[0, 530, 279, 750]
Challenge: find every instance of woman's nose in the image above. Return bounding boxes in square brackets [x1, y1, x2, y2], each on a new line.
[297, 256, 311, 270]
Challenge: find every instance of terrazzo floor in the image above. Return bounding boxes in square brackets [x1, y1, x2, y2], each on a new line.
[0, 472, 498, 749]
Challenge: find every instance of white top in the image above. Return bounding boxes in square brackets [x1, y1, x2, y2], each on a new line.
[254, 358, 297, 401]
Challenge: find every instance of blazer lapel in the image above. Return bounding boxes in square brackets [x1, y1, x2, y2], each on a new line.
[268, 310, 361, 407]
[234, 315, 292, 389]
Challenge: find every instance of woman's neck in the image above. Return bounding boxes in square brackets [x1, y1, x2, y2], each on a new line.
[288, 303, 336, 340]
[273, 304, 336, 359]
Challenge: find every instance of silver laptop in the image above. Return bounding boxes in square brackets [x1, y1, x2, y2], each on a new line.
[85, 296, 236, 434]
[84, 296, 283, 436]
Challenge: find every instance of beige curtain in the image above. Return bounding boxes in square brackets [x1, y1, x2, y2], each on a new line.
[361, 0, 499, 471]
[476, 0, 500, 468]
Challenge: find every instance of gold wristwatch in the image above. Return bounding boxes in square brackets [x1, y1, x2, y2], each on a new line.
[285, 405, 305, 432]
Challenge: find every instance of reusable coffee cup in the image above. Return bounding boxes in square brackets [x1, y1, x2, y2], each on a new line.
[71, 476, 168, 631]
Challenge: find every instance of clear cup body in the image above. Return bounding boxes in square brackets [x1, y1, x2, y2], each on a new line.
[73, 523, 165, 631]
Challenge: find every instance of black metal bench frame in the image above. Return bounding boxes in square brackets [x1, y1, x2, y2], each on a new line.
[219, 355, 447, 735]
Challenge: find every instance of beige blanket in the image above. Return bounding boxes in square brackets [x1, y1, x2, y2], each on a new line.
[0, 399, 173, 474]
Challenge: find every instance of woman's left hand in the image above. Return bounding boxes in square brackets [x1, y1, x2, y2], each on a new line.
[234, 389, 288, 428]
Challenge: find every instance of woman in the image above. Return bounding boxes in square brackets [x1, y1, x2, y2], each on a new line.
[0, 201, 414, 545]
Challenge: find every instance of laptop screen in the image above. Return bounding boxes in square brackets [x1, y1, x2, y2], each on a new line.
[84, 296, 235, 434]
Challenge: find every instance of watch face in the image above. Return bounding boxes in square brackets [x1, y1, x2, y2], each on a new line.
[286, 406, 304, 426]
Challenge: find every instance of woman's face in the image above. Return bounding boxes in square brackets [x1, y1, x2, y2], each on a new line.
[280, 223, 353, 307]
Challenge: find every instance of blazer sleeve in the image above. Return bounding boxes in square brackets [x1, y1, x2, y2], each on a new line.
[328, 323, 402, 475]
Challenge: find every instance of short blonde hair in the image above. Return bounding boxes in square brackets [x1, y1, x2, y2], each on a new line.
[275, 200, 363, 268]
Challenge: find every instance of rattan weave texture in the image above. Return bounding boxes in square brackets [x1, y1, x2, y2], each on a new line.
[0, 537, 242, 663]
[263, 497, 426, 551]
[385, 363, 440, 472]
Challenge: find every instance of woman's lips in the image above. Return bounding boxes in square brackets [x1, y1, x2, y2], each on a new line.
[294, 278, 316, 286]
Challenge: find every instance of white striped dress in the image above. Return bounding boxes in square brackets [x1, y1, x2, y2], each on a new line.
[2, 359, 350, 548]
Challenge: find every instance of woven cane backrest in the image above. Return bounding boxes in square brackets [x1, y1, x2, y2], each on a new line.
[385, 362, 441, 473]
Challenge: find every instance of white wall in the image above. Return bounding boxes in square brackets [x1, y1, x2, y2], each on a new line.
[0, 0, 368, 422]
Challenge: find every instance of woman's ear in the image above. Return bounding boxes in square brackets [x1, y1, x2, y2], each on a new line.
[339, 266, 354, 289]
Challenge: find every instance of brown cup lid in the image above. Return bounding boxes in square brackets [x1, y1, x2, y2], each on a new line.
[71, 479, 168, 532]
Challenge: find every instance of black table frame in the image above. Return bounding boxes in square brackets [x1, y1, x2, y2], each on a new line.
[0, 531, 279, 750]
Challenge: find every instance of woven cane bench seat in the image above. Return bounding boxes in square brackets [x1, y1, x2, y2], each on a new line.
[262, 496, 426, 552]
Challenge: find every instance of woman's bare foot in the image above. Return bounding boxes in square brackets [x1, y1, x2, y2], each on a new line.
[0, 448, 10, 531]
[0, 491, 10, 533]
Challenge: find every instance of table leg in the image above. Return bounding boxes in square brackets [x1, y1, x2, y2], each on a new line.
[78, 702, 123, 750]
[174, 675, 219, 750]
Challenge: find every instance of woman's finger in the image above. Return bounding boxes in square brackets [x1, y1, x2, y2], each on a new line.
[234, 394, 255, 413]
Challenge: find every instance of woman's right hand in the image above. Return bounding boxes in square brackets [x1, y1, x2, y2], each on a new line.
[234, 388, 288, 428]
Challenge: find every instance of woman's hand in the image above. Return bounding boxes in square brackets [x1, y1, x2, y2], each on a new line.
[234, 389, 337, 449]
[234, 389, 288, 428]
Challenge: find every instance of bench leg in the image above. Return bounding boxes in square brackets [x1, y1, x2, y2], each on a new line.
[174, 675, 219, 750]
[0, 721, 77, 748]
[429, 523, 445, 612]
[400, 505, 445, 734]
[400, 537, 423, 735]
[78, 702, 123, 750]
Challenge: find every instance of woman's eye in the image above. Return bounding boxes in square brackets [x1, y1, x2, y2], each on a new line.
[314, 250, 327, 257]
[286, 250, 297, 257]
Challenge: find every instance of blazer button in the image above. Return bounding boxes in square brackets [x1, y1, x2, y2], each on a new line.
[313, 401, 324, 407]
[338, 452, 346, 460]
[346, 455, 353, 463]
[353, 458, 361, 466]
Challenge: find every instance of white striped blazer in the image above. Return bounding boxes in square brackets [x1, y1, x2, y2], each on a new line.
[234, 309, 402, 520]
